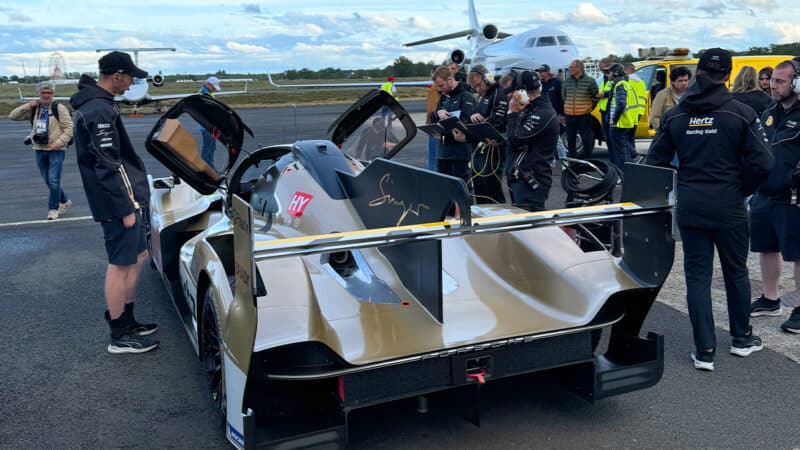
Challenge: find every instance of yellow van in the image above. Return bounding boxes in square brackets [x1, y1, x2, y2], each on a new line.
[587, 50, 792, 144]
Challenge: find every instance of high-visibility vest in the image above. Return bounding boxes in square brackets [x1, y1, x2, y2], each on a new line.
[629, 77, 647, 116]
[380, 81, 396, 97]
[598, 79, 612, 112]
[614, 79, 639, 128]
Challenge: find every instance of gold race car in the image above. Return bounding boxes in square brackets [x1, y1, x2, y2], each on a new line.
[145, 91, 676, 449]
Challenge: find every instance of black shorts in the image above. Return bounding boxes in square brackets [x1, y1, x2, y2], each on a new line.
[101, 212, 147, 266]
[749, 199, 800, 262]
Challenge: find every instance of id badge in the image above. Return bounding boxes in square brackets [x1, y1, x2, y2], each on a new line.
[35, 119, 47, 134]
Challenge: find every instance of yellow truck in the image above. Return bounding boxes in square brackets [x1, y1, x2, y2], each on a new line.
[587, 49, 792, 145]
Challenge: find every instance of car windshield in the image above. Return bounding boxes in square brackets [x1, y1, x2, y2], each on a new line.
[339, 109, 408, 161]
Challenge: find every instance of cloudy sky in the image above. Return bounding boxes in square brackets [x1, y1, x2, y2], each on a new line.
[1, 0, 798, 77]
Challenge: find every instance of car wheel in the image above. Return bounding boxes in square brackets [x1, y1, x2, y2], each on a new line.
[202, 293, 227, 429]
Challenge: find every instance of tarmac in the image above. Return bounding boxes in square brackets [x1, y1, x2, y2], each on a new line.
[0, 100, 797, 448]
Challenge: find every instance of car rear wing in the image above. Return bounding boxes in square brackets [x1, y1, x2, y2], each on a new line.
[233, 163, 675, 321]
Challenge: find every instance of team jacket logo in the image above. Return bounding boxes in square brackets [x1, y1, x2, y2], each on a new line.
[688, 116, 714, 127]
[287, 192, 313, 217]
[765, 115, 774, 127]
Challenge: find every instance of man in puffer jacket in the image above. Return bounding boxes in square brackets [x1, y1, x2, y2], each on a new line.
[9, 81, 73, 220]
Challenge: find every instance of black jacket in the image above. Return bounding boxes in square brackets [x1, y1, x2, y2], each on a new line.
[733, 90, 772, 117]
[70, 75, 150, 221]
[431, 82, 476, 160]
[646, 74, 773, 228]
[757, 100, 800, 200]
[505, 95, 559, 187]
[470, 83, 508, 140]
[541, 77, 564, 116]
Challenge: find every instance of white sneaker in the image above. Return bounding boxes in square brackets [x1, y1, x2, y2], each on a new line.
[47, 210, 59, 220]
[58, 199, 72, 215]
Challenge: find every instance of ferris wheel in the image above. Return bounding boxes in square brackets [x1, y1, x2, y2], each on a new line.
[49, 52, 67, 80]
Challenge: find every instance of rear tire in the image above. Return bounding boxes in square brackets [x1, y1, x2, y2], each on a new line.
[202, 293, 227, 430]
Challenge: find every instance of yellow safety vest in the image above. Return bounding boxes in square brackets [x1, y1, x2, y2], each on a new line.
[380, 81, 396, 98]
[598, 79, 612, 112]
[630, 77, 647, 117]
[614, 79, 639, 129]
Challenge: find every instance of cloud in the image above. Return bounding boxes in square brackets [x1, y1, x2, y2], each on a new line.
[7, 12, 33, 22]
[208, 45, 223, 53]
[569, 3, 611, 25]
[226, 41, 270, 54]
[410, 16, 434, 30]
[242, 3, 260, 14]
[538, 10, 566, 22]
[766, 21, 800, 42]
[41, 38, 83, 49]
[293, 42, 346, 54]
[369, 15, 400, 29]
[712, 24, 746, 38]
[303, 23, 324, 37]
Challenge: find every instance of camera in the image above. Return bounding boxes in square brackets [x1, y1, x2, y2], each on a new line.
[32, 132, 49, 145]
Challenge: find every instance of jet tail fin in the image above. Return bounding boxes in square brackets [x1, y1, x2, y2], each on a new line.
[468, 0, 479, 32]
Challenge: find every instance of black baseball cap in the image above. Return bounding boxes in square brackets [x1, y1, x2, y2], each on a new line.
[98, 51, 148, 78]
[697, 48, 732, 74]
[535, 64, 550, 73]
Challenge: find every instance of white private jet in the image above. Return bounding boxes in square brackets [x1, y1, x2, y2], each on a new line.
[405, 0, 579, 73]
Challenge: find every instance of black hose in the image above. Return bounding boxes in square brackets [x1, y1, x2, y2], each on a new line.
[561, 159, 621, 206]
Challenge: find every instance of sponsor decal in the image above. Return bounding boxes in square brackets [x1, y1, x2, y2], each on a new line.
[688, 116, 714, 127]
[287, 192, 313, 217]
[765, 115, 774, 127]
[787, 120, 797, 128]
[97, 123, 110, 129]
[228, 423, 245, 447]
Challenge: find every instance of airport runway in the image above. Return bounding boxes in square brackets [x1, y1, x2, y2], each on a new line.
[1, 102, 798, 448]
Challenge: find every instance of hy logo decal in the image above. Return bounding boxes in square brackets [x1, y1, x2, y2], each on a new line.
[287, 192, 313, 217]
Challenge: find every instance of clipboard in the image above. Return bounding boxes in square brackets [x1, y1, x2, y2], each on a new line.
[438, 116, 468, 134]
[465, 122, 505, 142]
[417, 124, 445, 137]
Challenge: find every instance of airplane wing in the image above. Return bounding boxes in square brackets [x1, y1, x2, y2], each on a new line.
[144, 89, 248, 102]
[267, 73, 430, 89]
[498, 32, 512, 38]
[404, 29, 474, 46]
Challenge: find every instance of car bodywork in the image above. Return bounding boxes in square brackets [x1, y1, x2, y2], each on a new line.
[146, 91, 676, 449]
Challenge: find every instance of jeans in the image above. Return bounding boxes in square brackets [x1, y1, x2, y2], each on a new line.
[200, 129, 217, 172]
[565, 114, 594, 158]
[35, 150, 68, 210]
[601, 110, 613, 159]
[427, 135, 439, 171]
[680, 223, 752, 352]
[609, 127, 633, 169]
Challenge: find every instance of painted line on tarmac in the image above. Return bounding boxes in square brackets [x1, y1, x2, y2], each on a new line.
[0, 215, 94, 228]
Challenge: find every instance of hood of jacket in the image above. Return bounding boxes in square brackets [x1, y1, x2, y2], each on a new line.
[69, 74, 114, 110]
[680, 72, 732, 114]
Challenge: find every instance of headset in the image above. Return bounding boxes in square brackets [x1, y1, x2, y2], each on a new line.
[609, 63, 625, 79]
[469, 65, 491, 85]
[788, 59, 800, 95]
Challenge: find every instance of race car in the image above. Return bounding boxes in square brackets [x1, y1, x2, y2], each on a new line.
[145, 91, 676, 449]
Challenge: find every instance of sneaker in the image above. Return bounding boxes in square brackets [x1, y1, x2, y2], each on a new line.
[124, 303, 158, 336]
[750, 295, 782, 317]
[47, 210, 59, 220]
[107, 332, 159, 354]
[730, 329, 763, 357]
[58, 199, 72, 216]
[690, 350, 715, 371]
[780, 306, 800, 334]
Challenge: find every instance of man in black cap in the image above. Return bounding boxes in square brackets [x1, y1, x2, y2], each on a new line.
[505, 70, 559, 211]
[535, 63, 565, 159]
[646, 47, 774, 371]
[70, 51, 159, 354]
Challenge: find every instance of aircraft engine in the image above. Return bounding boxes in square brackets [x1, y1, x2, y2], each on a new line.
[482, 24, 499, 40]
[151, 73, 165, 87]
[449, 49, 466, 65]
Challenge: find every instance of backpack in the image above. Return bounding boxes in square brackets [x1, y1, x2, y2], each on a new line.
[29, 101, 74, 147]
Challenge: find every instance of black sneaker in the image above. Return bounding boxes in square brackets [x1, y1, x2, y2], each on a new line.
[750, 295, 782, 317]
[690, 350, 714, 371]
[108, 333, 159, 354]
[125, 303, 158, 336]
[730, 329, 763, 357]
[780, 306, 800, 334]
